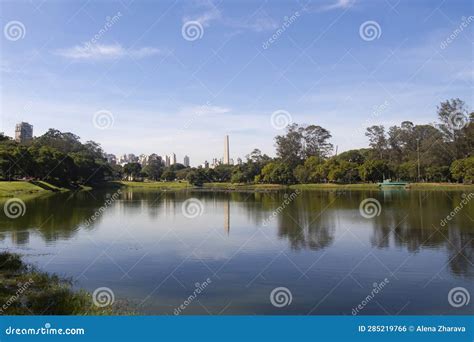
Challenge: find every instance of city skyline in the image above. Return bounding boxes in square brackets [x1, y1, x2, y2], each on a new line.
[1, 1, 471, 163]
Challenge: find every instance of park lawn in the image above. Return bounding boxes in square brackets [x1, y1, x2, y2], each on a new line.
[0, 181, 49, 197]
[118, 181, 474, 192]
[118, 180, 191, 190]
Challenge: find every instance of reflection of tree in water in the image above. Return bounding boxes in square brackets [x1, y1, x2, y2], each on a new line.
[368, 191, 473, 278]
[0, 191, 117, 244]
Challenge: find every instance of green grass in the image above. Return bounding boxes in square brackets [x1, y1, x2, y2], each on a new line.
[118, 181, 474, 192]
[0, 252, 121, 315]
[116, 180, 191, 190]
[0, 181, 49, 197]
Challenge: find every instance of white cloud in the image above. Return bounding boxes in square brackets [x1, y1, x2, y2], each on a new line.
[55, 43, 161, 60]
[318, 0, 356, 12]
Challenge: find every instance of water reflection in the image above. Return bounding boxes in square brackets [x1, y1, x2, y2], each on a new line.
[0, 190, 474, 277]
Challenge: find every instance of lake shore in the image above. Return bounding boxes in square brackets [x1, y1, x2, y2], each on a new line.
[0, 251, 114, 315]
[1, 180, 473, 197]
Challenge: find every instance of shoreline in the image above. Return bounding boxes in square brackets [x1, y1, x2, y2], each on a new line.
[1, 180, 473, 197]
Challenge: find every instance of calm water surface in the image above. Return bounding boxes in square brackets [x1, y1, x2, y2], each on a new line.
[1, 189, 472, 315]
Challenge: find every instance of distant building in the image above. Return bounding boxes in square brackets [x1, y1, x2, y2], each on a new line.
[183, 155, 190, 167]
[202, 160, 209, 168]
[139, 154, 148, 166]
[165, 155, 171, 167]
[224, 135, 230, 164]
[15, 122, 33, 143]
[172, 153, 176, 165]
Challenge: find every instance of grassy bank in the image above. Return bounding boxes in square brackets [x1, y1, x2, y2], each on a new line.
[117, 181, 474, 191]
[0, 181, 92, 197]
[0, 252, 113, 315]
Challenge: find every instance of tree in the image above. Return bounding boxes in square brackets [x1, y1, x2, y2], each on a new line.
[161, 169, 176, 181]
[187, 169, 206, 186]
[359, 160, 390, 182]
[142, 159, 162, 181]
[275, 124, 304, 167]
[302, 125, 333, 160]
[365, 125, 387, 159]
[123, 162, 142, 181]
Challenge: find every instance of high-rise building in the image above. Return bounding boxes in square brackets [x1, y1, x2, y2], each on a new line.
[165, 155, 171, 167]
[15, 122, 33, 143]
[224, 135, 230, 164]
[172, 153, 176, 165]
[183, 155, 190, 167]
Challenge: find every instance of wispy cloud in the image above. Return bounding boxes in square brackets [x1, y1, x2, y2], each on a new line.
[182, 1, 277, 32]
[55, 43, 161, 60]
[318, 0, 356, 12]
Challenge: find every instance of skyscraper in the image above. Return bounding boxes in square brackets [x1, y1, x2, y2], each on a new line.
[183, 155, 190, 167]
[165, 155, 170, 167]
[224, 135, 230, 164]
[172, 153, 176, 165]
[15, 122, 33, 143]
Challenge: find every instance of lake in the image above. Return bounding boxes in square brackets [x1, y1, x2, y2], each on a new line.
[0, 188, 472, 315]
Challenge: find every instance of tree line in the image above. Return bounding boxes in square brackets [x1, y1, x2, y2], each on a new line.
[0, 98, 472, 186]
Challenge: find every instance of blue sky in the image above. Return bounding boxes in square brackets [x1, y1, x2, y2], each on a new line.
[1, 0, 472, 165]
